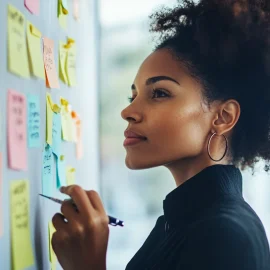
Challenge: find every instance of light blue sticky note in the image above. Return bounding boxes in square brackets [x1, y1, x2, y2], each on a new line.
[27, 94, 41, 148]
[56, 156, 66, 188]
[42, 144, 53, 196]
[52, 112, 62, 157]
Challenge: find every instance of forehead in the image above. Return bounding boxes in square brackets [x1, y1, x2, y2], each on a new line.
[134, 48, 187, 85]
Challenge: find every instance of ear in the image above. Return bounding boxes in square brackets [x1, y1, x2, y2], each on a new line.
[211, 99, 241, 135]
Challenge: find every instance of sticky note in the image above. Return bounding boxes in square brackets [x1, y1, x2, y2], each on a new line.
[24, 0, 40, 15]
[73, 0, 80, 20]
[58, 0, 68, 29]
[27, 94, 41, 148]
[7, 4, 30, 78]
[48, 221, 57, 267]
[60, 98, 76, 142]
[46, 93, 54, 146]
[42, 144, 54, 196]
[7, 89, 27, 171]
[66, 43, 77, 86]
[59, 41, 68, 84]
[66, 166, 75, 186]
[0, 154, 3, 237]
[26, 21, 44, 79]
[56, 155, 66, 189]
[72, 111, 83, 159]
[43, 37, 60, 89]
[52, 112, 62, 157]
[10, 180, 34, 270]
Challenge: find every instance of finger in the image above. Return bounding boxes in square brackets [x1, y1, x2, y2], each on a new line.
[52, 213, 68, 231]
[61, 200, 80, 223]
[60, 185, 94, 217]
[85, 190, 106, 213]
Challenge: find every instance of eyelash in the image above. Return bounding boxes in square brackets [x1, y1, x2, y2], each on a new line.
[127, 89, 169, 103]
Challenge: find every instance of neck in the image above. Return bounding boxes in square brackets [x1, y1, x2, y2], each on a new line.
[164, 155, 231, 186]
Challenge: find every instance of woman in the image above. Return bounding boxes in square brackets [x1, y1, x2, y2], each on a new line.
[51, 0, 270, 269]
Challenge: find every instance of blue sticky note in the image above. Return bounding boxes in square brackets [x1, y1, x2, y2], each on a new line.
[56, 156, 66, 188]
[52, 112, 62, 157]
[27, 94, 41, 148]
[42, 144, 53, 196]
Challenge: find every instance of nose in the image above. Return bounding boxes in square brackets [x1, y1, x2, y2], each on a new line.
[121, 104, 142, 123]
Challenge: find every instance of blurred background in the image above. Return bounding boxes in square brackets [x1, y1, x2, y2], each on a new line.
[98, 0, 270, 269]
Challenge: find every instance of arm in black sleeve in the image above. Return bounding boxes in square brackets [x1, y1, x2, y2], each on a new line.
[176, 216, 259, 270]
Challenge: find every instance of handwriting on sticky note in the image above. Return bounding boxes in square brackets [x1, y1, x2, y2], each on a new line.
[66, 43, 76, 86]
[27, 94, 41, 148]
[11, 180, 34, 270]
[43, 37, 60, 89]
[52, 112, 62, 157]
[24, 0, 40, 15]
[8, 90, 27, 170]
[72, 111, 83, 159]
[26, 21, 44, 79]
[7, 4, 30, 78]
[42, 144, 54, 196]
[46, 93, 54, 145]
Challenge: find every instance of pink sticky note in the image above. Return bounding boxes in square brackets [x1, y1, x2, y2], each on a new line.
[24, 0, 40, 15]
[43, 37, 60, 89]
[7, 89, 28, 170]
[0, 153, 2, 236]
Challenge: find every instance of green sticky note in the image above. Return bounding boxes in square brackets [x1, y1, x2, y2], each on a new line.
[10, 180, 34, 270]
[46, 93, 53, 146]
[59, 41, 68, 84]
[26, 21, 45, 79]
[42, 144, 54, 196]
[66, 166, 75, 186]
[58, 0, 67, 29]
[7, 4, 30, 78]
[65, 44, 76, 86]
[27, 94, 41, 148]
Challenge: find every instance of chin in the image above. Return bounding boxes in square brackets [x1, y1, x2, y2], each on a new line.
[125, 158, 160, 170]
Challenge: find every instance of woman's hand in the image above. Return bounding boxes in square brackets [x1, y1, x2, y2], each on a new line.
[51, 185, 109, 270]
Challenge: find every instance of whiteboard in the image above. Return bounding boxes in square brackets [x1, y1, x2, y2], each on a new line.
[0, 0, 100, 269]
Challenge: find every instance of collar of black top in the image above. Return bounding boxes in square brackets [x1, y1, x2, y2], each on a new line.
[163, 164, 243, 229]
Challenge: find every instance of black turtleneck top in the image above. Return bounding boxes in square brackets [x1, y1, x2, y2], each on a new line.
[125, 164, 270, 270]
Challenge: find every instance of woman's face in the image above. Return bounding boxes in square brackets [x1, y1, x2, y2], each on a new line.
[121, 48, 220, 171]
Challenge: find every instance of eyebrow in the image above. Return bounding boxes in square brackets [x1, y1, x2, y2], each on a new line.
[131, 76, 180, 90]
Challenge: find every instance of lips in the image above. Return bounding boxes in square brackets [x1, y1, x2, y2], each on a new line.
[124, 130, 147, 139]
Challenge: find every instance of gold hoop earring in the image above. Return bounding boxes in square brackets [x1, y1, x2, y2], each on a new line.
[207, 132, 228, 162]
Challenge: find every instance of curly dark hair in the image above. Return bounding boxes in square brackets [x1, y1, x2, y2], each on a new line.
[149, 0, 270, 175]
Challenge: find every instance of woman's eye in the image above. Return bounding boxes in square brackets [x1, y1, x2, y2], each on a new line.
[151, 89, 169, 99]
[127, 89, 169, 104]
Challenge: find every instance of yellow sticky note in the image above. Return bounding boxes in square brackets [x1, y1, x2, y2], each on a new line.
[46, 93, 54, 145]
[65, 42, 76, 87]
[66, 166, 75, 186]
[48, 222, 57, 266]
[60, 99, 76, 142]
[26, 21, 45, 79]
[7, 4, 30, 78]
[58, 0, 67, 30]
[10, 180, 34, 270]
[59, 41, 68, 84]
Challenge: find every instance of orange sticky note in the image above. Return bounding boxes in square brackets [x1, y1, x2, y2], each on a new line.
[72, 111, 83, 159]
[7, 90, 27, 171]
[43, 37, 60, 89]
